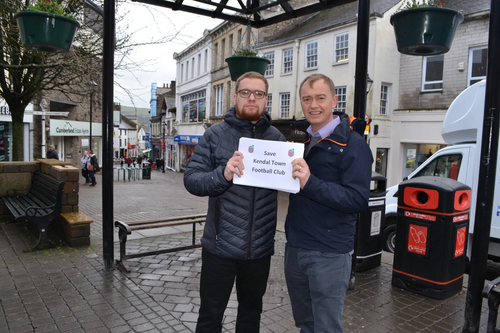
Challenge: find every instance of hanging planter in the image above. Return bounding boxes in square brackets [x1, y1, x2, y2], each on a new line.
[225, 56, 270, 81]
[225, 45, 270, 81]
[390, 7, 464, 56]
[15, 11, 80, 53]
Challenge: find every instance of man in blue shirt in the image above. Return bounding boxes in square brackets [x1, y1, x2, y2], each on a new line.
[285, 74, 373, 332]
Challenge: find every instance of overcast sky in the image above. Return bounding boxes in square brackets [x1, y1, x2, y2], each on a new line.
[113, 2, 223, 109]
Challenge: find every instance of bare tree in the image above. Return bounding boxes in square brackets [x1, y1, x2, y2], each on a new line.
[0, 0, 199, 161]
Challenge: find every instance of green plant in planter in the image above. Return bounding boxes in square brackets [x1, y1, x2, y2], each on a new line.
[28, 0, 73, 18]
[390, 0, 463, 56]
[400, 0, 446, 10]
[233, 45, 259, 57]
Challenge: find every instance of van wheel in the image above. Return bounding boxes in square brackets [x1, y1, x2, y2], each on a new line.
[383, 224, 397, 253]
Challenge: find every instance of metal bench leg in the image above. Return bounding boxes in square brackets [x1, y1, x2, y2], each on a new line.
[487, 291, 500, 333]
[115, 228, 131, 272]
[25, 220, 53, 252]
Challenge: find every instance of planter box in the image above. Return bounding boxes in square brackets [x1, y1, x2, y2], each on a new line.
[390, 7, 464, 56]
[15, 11, 80, 53]
[225, 56, 271, 81]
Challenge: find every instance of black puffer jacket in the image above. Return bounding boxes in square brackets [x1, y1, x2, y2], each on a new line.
[184, 107, 285, 260]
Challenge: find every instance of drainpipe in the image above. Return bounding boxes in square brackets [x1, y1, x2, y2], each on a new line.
[293, 39, 301, 120]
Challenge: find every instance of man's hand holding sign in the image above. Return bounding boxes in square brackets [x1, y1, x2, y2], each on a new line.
[232, 138, 304, 193]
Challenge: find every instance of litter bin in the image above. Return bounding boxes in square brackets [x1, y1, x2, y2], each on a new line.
[392, 176, 471, 299]
[356, 172, 386, 272]
[142, 162, 151, 180]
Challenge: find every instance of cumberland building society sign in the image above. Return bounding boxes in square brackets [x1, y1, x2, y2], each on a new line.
[50, 119, 102, 137]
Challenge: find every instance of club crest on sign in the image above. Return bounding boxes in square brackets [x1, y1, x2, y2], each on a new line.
[248, 145, 254, 153]
[288, 148, 294, 157]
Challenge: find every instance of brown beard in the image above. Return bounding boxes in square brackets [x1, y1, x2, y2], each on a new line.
[235, 104, 263, 122]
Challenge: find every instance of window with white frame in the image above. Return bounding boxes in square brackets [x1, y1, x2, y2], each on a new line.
[181, 90, 206, 123]
[334, 86, 347, 112]
[264, 52, 275, 76]
[186, 61, 189, 82]
[422, 55, 444, 91]
[305, 41, 318, 69]
[334, 33, 349, 63]
[215, 85, 224, 117]
[380, 84, 390, 115]
[180, 64, 184, 83]
[469, 46, 487, 86]
[265, 93, 272, 114]
[280, 93, 290, 118]
[282, 48, 293, 74]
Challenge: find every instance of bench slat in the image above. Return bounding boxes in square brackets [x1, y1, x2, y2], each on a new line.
[127, 217, 205, 228]
[123, 214, 206, 227]
[129, 219, 205, 230]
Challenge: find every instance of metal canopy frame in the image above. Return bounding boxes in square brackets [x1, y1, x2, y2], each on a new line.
[132, 0, 357, 27]
[100, 0, 500, 331]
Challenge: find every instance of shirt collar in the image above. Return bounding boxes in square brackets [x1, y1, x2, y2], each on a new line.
[306, 115, 340, 139]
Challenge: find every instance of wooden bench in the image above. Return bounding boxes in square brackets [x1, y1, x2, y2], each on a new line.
[0, 170, 65, 251]
[114, 213, 205, 272]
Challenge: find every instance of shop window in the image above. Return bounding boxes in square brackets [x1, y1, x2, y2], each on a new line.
[181, 90, 207, 123]
[375, 148, 388, 177]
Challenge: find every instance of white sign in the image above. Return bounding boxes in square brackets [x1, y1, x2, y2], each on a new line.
[233, 137, 304, 193]
[50, 119, 102, 137]
[370, 211, 382, 236]
[31, 111, 69, 117]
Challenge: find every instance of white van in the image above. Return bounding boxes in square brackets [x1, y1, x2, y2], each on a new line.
[383, 81, 500, 261]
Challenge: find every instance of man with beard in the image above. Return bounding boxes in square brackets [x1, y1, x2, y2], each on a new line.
[184, 71, 285, 333]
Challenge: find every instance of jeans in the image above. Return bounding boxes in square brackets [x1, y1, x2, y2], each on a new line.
[284, 244, 351, 333]
[196, 248, 271, 333]
[89, 171, 96, 184]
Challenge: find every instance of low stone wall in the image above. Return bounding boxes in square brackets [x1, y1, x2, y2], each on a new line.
[0, 159, 93, 247]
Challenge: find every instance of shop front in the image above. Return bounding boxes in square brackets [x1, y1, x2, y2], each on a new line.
[49, 119, 102, 168]
[174, 134, 202, 172]
[0, 100, 33, 161]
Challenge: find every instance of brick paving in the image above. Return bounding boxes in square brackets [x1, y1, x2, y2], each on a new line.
[0, 167, 495, 332]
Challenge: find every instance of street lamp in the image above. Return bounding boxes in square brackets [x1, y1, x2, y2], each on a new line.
[89, 80, 98, 150]
[366, 73, 374, 94]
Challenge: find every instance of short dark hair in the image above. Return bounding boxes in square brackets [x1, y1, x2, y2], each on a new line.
[299, 74, 336, 97]
[235, 71, 269, 93]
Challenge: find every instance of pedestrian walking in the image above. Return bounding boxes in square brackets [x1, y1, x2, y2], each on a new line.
[184, 71, 285, 333]
[46, 145, 59, 159]
[126, 156, 132, 167]
[284, 74, 373, 333]
[120, 156, 125, 168]
[87, 150, 99, 187]
[80, 150, 90, 184]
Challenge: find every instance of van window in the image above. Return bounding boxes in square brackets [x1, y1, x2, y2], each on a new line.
[413, 154, 462, 180]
